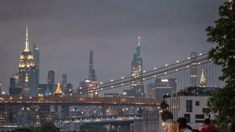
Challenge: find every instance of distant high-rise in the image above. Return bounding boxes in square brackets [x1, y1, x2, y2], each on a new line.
[61, 73, 67, 91]
[190, 52, 198, 87]
[33, 44, 40, 84]
[47, 70, 55, 91]
[147, 78, 176, 100]
[18, 26, 38, 96]
[61, 74, 67, 84]
[64, 82, 73, 96]
[129, 36, 145, 98]
[89, 50, 97, 81]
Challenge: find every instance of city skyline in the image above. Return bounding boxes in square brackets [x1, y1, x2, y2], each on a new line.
[0, 0, 224, 92]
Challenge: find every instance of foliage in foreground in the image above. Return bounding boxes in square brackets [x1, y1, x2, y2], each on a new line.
[206, 0, 235, 129]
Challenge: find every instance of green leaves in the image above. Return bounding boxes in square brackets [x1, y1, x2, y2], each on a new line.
[206, 0, 235, 129]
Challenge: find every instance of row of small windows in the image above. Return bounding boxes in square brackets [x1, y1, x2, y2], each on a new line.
[184, 114, 205, 123]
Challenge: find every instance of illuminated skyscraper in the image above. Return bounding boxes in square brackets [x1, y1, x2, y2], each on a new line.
[89, 50, 97, 81]
[128, 36, 145, 98]
[54, 83, 64, 96]
[199, 69, 206, 87]
[18, 26, 38, 96]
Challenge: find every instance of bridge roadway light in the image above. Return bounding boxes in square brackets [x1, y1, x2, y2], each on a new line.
[154, 67, 157, 70]
[188, 57, 191, 60]
[176, 60, 179, 63]
[121, 76, 125, 79]
[165, 64, 168, 67]
[199, 53, 202, 56]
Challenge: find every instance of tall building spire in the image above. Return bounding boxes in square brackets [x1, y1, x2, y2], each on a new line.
[200, 69, 206, 87]
[24, 25, 30, 52]
[134, 36, 141, 59]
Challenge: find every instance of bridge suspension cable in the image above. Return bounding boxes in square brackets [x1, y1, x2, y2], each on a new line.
[80, 53, 211, 94]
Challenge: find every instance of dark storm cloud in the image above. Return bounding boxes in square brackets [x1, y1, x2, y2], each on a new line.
[0, 0, 224, 92]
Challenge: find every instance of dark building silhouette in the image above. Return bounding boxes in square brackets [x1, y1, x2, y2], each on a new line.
[89, 50, 97, 81]
[47, 70, 55, 91]
[33, 44, 40, 86]
[9, 74, 22, 96]
[61, 73, 67, 91]
[190, 51, 198, 87]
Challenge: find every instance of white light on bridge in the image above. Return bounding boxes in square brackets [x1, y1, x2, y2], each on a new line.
[121, 83, 124, 86]
[186, 65, 190, 68]
[154, 67, 157, 70]
[175, 69, 178, 71]
[165, 64, 168, 66]
[164, 72, 167, 75]
[100, 82, 103, 84]
[143, 70, 146, 73]
[154, 75, 156, 78]
[199, 53, 202, 56]
[111, 79, 114, 82]
[111, 86, 114, 88]
[176, 60, 179, 63]
[187, 57, 191, 60]
[121, 76, 125, 79]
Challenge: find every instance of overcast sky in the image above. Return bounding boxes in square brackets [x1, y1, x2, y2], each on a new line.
[0, 0, 224, 92]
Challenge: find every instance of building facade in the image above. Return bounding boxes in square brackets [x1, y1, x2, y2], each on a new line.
[166, 96, 210, 129]
[47, 70, 55, 92]
[147, 78, 176, 100]
[125, 36, 145, 98]
[18, 26, 38, 96]
[190, 51, 198, 87]
[89, 50, 97, 81]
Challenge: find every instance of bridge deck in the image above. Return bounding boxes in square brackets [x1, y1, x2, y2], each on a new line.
[0, 96, 160, 106]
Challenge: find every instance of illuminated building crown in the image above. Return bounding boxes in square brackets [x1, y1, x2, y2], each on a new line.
[200, 69, 206, 87]
[54, 83, 64, 95]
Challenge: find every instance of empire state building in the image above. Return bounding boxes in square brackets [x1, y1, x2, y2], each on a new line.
[18, 26, 38, 96]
